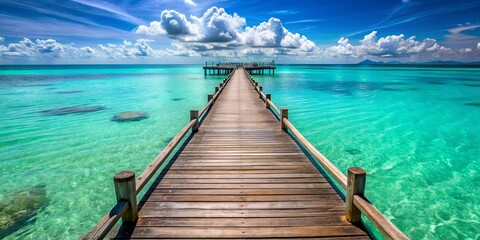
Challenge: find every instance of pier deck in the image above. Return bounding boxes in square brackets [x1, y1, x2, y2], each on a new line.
[113, 69, 370, 239]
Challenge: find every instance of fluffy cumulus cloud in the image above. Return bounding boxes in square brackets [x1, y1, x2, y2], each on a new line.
[477, 42, 480, 50]
[135, 7, 316, 56]
[0, 38, 163, 60]
[0, 36, 4, 42]
[0, 38, 77, 58]
[243, 18, 315, 52]
[328, 31, 450, 58]
[135, 7, 245, 43]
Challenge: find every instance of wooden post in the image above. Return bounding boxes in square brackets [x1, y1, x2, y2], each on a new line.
[346, 167, 366, 224]
[281, 108, 288, 131]
[190, 110, 199, 133]
[208, 94, 214, 102]
[114, 171, 138, 227]
[259, 86, 263, 98]
[266, 94, 271, 108]
[215, 86, 219, 93]
[219, 82, 223, 88]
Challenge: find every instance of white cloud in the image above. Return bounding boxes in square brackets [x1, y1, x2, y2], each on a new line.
[0, 38, 72, 57]
[444, 23, 480, 48]
[97, 39, 161, 58]
[136, 7, 245, 43]
[135, 7, 316, 55]
[0, 38, 163, 60]
[477, 42, 480, 50]
[328, 31, 450, 58]
[243, 18, 315, 52]
[184, 0, 196, 6]
[0, 36, 4, 42]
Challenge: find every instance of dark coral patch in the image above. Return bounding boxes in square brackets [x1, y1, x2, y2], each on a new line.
[345, 148, 362, 155]
[40, 106, 105, 115]
[112, 111, 149, 122]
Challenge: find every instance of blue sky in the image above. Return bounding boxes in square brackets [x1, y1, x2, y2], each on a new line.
[0, 0, 479, 64]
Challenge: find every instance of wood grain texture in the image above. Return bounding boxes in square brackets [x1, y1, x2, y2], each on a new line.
[113, 68, 370, 239]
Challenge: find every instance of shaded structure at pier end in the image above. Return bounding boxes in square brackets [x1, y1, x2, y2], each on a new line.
[203, 61, 276, 75]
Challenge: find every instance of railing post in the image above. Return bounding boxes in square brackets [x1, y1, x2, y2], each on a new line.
[219, 82, 223, 88]
[208, 94, 214, 102]
[281, 108, 288, 131]
[266, 94, 271, 108]
[346, 167, 366, 224]
[215, 86, 219, 93]
[190, 110, 199, 133]
[114, 171, 138, 228]
[259, 86, 263, 98]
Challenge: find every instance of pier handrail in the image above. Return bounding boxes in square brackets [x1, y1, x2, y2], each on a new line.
[83, 71, 234, 240]
[243, 69, 409, 240]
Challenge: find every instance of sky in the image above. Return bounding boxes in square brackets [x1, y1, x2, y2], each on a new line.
[0, 0, 479, 64]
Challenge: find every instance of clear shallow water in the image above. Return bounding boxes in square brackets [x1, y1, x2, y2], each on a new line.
[0, 65, 224, 239]
[0, 64, 479, 239]
[253, 65, 480, 239]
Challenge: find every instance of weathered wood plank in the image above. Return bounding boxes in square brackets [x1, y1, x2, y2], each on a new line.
[138, 209, 346, 218]
[120, 226, 368, 239]
[145, 194, 341, 202]
[136, 216, 352, 227]
[157, 178, 327, 184]
[152, 188, 339, 195]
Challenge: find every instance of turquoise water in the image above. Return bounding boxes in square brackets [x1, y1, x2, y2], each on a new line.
[0, 65, 225, 239]
[0, 65, 479, 239]
[253, 65, 480, 239]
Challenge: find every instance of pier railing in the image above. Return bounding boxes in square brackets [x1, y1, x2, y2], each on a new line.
[242, 69, 409, 240]
[83, 70, 235, 240]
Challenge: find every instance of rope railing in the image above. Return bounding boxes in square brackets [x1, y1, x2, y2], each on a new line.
[243, 69, 409, 240]
[83, 70, 235, 240]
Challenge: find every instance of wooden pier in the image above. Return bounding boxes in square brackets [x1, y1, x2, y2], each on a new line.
[204, 61, 276, 75]
[84, 67, 408, 239]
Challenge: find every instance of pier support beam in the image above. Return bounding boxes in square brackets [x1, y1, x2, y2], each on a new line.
[266, 94, 271, 109]
[281, 108, 288, 131]
[190, 110, 199, 133]
[114, 171, 138, 228]
[346, 167, 366, 224]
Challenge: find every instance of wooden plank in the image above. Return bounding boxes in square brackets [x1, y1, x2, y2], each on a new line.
[138, 209, 346, 218]
[121, 226, 368, 238]
[140, 201, 344, 210]
[152, 188, 339, 195]
[145, 194, 341, 202]
[162, 173, 323, 179]
[136, 216, 352, 227]
[157, 178, 327, 184]
[155, 183, 333, 189]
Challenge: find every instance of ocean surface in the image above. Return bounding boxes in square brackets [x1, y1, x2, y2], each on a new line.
[0, 64, 479, 239]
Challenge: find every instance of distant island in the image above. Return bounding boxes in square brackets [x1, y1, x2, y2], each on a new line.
[358, 59, 480, 65]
